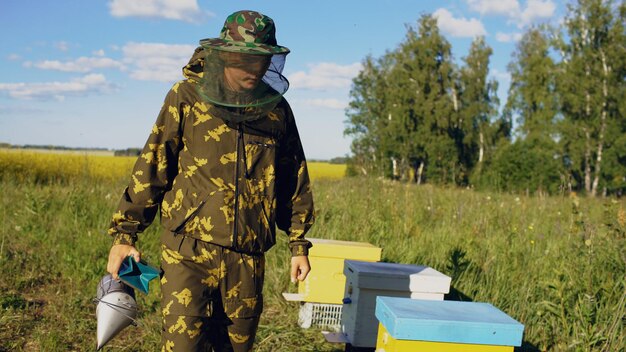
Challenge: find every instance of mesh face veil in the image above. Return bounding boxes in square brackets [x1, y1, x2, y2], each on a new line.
[196, 47, 289, 123]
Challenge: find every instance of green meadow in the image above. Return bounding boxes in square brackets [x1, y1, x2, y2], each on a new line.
[0, 170, 624, 351]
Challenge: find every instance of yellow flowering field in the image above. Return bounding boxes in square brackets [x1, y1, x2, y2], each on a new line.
[306, 162, 346, 180]
[0, 149, 344, 183]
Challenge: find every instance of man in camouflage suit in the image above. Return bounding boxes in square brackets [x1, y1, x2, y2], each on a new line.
[105, 10, 315, 352]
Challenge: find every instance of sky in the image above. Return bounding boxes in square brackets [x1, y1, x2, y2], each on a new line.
[0, 0, 566, 160]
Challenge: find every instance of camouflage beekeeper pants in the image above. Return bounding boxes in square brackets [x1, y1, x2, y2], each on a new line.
[160, 231, 264, 352]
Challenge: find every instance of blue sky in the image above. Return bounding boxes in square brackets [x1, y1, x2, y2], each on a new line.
[0, 0, 565, 160]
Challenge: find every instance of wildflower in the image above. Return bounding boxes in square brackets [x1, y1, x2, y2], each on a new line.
[530, 240, 535, 245]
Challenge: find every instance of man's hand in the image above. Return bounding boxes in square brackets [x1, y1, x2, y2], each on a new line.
[290, 255, 311, 283]
[107, 244, 141, 280]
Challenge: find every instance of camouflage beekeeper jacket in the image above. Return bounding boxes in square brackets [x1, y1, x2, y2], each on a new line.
[108, 48, 315, 256]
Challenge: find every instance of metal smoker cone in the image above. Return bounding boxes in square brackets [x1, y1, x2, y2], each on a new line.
[95, 274, 138, 350]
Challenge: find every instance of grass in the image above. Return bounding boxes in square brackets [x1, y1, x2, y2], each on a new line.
[0, 168, 624, 351]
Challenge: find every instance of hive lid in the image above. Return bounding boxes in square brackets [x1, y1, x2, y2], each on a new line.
[375, 296, 524, 346]
[344, 260, 451, 294]
[308, 238, 382, 261]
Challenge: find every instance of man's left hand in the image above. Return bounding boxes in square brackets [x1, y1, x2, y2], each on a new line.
[290, 255, 310, 283]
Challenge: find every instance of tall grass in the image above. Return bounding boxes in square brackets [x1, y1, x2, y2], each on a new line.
[0, 173, 624, 350]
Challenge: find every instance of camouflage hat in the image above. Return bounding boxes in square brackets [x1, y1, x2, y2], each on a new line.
[199, 10, 290, 55]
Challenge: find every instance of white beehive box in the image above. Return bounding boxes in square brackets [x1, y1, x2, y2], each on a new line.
[341, 260, 451, 349]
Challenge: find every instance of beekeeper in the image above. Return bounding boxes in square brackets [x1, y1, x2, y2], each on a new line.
[105, 10, 315, 351]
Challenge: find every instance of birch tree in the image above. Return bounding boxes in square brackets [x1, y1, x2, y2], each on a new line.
[559, 0, 625, 196]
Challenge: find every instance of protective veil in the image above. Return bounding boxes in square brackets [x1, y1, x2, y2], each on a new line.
[196, 46, 289, 123]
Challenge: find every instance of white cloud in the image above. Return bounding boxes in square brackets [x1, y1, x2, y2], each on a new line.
[465, 0, 556, 28]
[518, 0, 556, 27]
[7, 54, 21, 61]
[288, 62, 362, 91]
[109, 0, 212, 23]
[30, 56, 126, 73]
[21, 42, 194, 82]
[0, 74, 116, 101]
[122, 42, 196, 82]
[467, 0, 520, 17]
[54, 41, 70, 52]
[496, 31, 523, 42]
[433, 9, 487, 38]
[302, 98, 347, 110]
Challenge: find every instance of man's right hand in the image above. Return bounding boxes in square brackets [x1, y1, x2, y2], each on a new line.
[107, 244, 141, 280]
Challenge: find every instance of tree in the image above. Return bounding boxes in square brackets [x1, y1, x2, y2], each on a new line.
[558, 0, 626, 196]
[486, 136, 564, 194]
[457, 36, 504, 185]
[394, 15, 457, 184]
[345, 14, 459, 184]
[345, 55, 391, 177]
[506, 27, 559, 140]
[346, 15, 512, 186]
[490, 26, 564, 193]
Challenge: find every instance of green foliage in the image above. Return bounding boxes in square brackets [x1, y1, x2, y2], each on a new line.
[505, 26, 558, 140]
[557, 0, 626, 196]
[345, 0, 626, 196]
[113, 148, 142, 157]
[458, 37, 505, 185]
[345, 15, 503, 185]
[482, 136, 564, 194]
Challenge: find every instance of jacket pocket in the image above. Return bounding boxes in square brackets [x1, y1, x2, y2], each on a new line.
[160, 188, 208, 234]
[244, 138, 277, 179]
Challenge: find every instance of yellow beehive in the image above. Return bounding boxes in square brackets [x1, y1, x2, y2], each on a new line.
[376, 323, 513, 352]
[298, 238, 382, 304]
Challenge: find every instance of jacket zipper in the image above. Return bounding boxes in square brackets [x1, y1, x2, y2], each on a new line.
[249, 141, 275, 149]
[233, 125, 243, 249]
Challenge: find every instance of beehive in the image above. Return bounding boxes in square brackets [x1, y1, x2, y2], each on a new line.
[298, 238, 382, 304]
[376, 324, 514, 352]
[341, 260, 451, 348]
[375, 296, 524, 352]
[297, 302, 343, 331]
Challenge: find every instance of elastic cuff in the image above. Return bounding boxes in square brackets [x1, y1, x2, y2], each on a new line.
[290, 244, 310, 257]
[112, 233, 138, 246]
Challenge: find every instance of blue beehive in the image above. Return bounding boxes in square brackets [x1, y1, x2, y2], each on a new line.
[375, 296, 524, 347]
